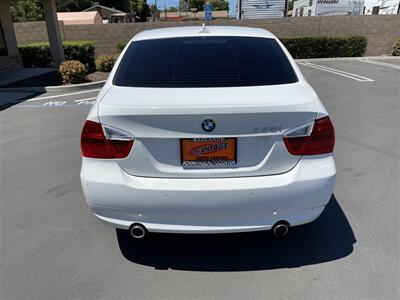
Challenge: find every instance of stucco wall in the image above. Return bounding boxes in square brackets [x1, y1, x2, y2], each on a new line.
[13, 15, 400, 56]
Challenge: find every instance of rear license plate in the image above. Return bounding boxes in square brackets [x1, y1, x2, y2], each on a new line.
[181, 138, 237, 167]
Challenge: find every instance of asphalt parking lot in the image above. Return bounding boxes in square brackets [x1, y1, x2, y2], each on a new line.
[1, 57, 399, 299]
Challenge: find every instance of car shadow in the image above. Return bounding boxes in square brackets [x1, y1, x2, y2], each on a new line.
[116, 194, 356, 271]
[0, 88, 46, 111]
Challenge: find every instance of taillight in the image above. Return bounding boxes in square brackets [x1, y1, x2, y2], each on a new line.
[81, 120, 134, 159]
[283, 116, 335, 156]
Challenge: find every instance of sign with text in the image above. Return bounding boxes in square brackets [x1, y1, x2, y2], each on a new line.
[316, 0, 365, 16]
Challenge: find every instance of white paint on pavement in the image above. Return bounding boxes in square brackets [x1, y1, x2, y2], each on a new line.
[74, 97, 96, 105]
[42, 97, 96, 106]
[27, 89, 101, 102]
[13, 97, 97, 108]
[43, 100, 67, 106]
[299, 62, 374, 82]
[358, 59, 400, 70]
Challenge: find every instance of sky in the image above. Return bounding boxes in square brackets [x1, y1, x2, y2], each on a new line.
[147, 0, 237, 15]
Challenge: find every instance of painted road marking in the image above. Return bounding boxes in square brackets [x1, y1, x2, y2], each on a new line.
[358, 58, 400, 70]
[43, 100, 67, 106]
[13, 104, 77, 108]
[74, 97, 96, 105]
[14, 97, 97, 108]
[42, 97, 96, 106]
[299, 62, 374, 82]
[27, 89, 101, 102]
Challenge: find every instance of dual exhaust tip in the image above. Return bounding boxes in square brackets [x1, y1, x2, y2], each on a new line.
[129, 221, 290, 239]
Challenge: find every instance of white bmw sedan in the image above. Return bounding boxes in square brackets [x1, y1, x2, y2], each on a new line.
[80, 26, 336, 238]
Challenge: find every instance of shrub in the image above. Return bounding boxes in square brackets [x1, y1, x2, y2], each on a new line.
[59, 60, 87, 84]
[280, 35, 368, 59]
[19, 41, 95, 70]
[18, 42, 52, 67]
[95, 54, 117, 72]
[116, 42, 126, 52]
[392, 38, 400, 56]
[63, 41, 95, 71]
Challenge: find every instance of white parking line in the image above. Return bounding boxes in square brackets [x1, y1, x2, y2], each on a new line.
[27, 88, 101, 102]
[299, 62, 374, 82]
[358, 58, 400, 70]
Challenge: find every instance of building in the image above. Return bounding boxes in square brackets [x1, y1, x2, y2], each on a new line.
[292, 0, 366, 17]
[83, 4, 132, 23]
[293, 0, 366, 17]
[57, 11, 103, 25]
[317, 0, 365, 16]
[293, 0, 399, 16]
[363, 0, 400, 14]
[293, 0, 316, 16]
[238, 0, 289, 19]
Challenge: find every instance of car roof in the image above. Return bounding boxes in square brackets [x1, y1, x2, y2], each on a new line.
[133, 26, 276, 41]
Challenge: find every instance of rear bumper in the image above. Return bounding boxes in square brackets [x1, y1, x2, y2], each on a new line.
[80, 155, 336, 233]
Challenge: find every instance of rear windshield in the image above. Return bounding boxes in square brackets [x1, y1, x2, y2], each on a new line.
[114, 36, 298, 88]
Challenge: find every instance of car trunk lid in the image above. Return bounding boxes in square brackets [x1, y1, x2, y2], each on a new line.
[98, 83, 318, 178]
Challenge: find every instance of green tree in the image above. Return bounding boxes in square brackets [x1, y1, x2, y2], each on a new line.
[98, 0, 150, 22]
[129, 0, 150, 22]
[167, 6, 178, 12]
[56, 0, 94, 12]
[288, 0, 294, 11]
[11, 0, 44, 22]
[210, 0, 229, 10]
[179, 0, 229, 12]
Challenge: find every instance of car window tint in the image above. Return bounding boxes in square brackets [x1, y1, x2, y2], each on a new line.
[114, 36, 298, 88]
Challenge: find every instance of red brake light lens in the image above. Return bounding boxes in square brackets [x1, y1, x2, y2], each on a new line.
[81, 120, 134, 159]
[284, 116, 335, 156]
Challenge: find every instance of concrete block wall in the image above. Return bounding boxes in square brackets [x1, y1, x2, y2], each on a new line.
[14, 21, 50, 44]
[14, 15, 400, 57]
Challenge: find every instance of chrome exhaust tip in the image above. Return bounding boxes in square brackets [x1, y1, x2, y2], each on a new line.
[129, 223, 147, 239]
[272, 221, 290, 237]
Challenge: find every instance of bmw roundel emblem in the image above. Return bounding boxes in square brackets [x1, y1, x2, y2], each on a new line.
[202, 119, 215, 132]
